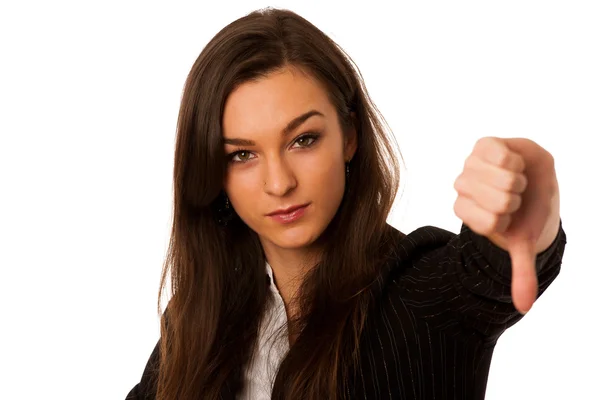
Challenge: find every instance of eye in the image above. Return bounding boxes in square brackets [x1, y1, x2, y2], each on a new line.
[291, 133, 319, 149]
[228, 150, 256, 163]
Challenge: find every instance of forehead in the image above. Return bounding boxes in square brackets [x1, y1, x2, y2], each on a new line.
[222, 67, 334, 138]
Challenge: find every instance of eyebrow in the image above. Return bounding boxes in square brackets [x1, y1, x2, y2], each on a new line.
[223, 109, 325, 146]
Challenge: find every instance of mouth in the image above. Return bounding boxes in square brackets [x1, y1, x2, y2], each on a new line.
[266, 203, 310, 223]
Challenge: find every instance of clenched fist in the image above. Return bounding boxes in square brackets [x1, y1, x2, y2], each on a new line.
[453, 137, 561, 314]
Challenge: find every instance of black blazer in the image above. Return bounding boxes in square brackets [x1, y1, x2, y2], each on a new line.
[127, 221, 566, 399]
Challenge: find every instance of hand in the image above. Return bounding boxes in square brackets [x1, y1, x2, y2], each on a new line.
[453, 137, 560, 314]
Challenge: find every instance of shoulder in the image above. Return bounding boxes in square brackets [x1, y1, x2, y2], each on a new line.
[375, 223, 458, 282]
[389, 223, 457, 255]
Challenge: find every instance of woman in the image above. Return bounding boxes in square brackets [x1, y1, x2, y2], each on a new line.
[127, 7, 566, 400]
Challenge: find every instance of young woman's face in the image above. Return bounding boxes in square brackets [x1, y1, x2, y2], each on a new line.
[222, 66, 356, 251]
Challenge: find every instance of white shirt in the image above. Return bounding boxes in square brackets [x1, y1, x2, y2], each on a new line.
[238, 263, 290, 399]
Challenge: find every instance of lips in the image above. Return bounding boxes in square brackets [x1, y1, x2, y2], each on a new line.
[266, 203, 310, 216]
[266, 203, 310, 224]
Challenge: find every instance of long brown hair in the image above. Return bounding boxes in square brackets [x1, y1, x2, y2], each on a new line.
[156, 7, 402, 399]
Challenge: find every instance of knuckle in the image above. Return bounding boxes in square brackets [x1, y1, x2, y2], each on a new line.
[474, 137, 490, 151]
[498, 193, 520, 213]
[512, 194, 522, 211]
[480, 136, 495, 145]
[522, 174, 529, 189]
[454, 175, 466, 192]
[453, 198, 461, 215]
[463, 155, 479, 171]
[497, 149, 511, 167]
[485, 213, 500, 233]
[504, 171, 526, 192]
[517, 173, 528, 192]
[505, 173, 518, 191]
[504, 172, 519, 191]
[454, 197, 467, 219]
[498, 194, 513, 212]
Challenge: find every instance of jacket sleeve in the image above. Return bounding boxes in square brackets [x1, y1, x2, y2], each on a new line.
[125, 339, 160, 400]
[392, 219, 567, 340]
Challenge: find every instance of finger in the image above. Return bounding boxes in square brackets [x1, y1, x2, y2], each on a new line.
[454, 173, 522, 214]
[473, 137, 526, 173]
[453, 196, 511, 236]
[463, 156, 528, 194]
[508, 239, 538, 315]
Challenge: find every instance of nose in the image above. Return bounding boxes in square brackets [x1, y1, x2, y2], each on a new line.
[263, 156, 297, 197]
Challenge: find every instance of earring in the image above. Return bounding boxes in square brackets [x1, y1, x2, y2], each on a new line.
[346, 162, 350, 180]
[217, 192, 233, 226]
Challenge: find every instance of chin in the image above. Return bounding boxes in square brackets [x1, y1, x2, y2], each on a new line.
[269, 224, 322, 250]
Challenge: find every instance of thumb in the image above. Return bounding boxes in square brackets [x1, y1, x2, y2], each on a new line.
[508, 238, 538, 314]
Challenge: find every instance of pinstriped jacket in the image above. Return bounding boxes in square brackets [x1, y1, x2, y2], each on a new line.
[126, 220, 566, 399]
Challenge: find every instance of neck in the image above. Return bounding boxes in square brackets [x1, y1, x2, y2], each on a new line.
[261, 239, 322, 320]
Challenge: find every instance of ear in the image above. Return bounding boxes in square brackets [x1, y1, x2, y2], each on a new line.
[344, 111, 358, 162]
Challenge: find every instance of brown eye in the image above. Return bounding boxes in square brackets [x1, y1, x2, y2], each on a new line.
[228, 150, 256, 164]
[237, 151, 250, 160]
[292, 134, 319, 148]
[296, 137, 311, 146]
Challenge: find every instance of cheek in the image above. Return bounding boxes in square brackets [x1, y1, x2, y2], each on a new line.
[223, 169, 262, 217]
[301, 152, 346, 202]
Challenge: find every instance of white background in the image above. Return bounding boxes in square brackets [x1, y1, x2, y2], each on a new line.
[0, 1, 597, 399]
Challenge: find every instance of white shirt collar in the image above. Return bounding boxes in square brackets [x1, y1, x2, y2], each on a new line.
[239, 262, 289, 399]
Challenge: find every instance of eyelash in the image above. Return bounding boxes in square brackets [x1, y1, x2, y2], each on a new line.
[227, 133, 321, 164]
